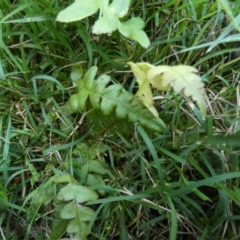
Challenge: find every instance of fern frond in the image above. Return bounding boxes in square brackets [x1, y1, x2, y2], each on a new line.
[128, 62, 207, 118]
[147, 65, 207, 118]
[68, 67, 166, 132]
[90, 75, 166, 131]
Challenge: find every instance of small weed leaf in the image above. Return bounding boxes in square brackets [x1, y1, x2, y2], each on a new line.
[57, 183, 98, 203]
[60, 201, 95, 220]
[68, 66, 166, 132]
[56, 0, 150, 48]
[60, 201, 78, 219]
[92, 10, 119, 34]
[67, 218, 90, 239]
[119, 17, 150, 48]
[56, 0, 100, 22]
[69, 94, 79, 113]
[31, 180, 55, 205]
[52, 174, 73, 184]
[82, 160, 106, 175]
[77, 205, 95, 222]
[48, 219, 69, 240]
[109, 0, 131, 18]
[85, 174, 106, 195]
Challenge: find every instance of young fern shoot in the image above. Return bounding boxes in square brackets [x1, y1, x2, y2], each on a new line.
[128, 62, 207, 119]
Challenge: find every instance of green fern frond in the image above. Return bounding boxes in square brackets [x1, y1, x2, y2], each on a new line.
[68, 67, 166, 132]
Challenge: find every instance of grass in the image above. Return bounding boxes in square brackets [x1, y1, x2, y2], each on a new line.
[0, 0, 240, 240]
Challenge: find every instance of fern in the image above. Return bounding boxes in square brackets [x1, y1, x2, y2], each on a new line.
[128, 62, 207, 119]
[68, 66, 166, 132]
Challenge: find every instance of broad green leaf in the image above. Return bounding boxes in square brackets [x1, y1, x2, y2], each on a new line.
[128, 62, 158, 118]
[60, 201, 77, 219]
[52, 174, 72, 183]
[82, 160, 106, 175]
[31, 180, 55, 205]
[147, 65, 206, 118]
[109, 0, 130, 18]
[67, 218, 81, 233]
[128, 29, 150, 49]
[119, 18, 150, 48]
[57, 183, 98, 203]
[99, 0, 109, 16]
[88, 160, 106, 175]
[56, 0, 100, 23]
[77, 205, 95, 221]
[85, 174, 106, 195]
[60, 201, 95, 220]
[48, 219, 69, 240]
[67, 218, 90, 238]
[92, 10, 119, 34]
[120, 17, 145, 34]
[54, 203, 67, 218]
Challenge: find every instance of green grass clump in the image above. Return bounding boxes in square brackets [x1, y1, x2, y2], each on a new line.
[0, 0, 240, 239]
